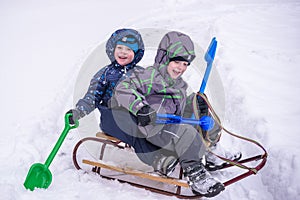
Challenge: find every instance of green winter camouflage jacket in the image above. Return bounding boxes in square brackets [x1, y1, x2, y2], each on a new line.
[111, 31, 197, 117]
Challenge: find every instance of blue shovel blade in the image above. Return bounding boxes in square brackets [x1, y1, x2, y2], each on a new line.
[205, 37, 217, 64]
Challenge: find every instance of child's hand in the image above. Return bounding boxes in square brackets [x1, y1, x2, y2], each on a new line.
[197, 94, 208, 115]
[66, 109, 80, 125]
[137, 105, 157, 126]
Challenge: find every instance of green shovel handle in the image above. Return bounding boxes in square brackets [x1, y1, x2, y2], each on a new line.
[64, 112, 80, 130]
[44, 113, 79, 168]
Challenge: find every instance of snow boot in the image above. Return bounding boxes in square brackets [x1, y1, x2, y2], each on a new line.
[184, 162, 225, 197]
[205, 143, 242, 171]
[152, 154, 178, 176]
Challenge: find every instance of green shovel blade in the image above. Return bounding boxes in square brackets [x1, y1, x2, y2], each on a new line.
[23, 163, 52, 191]
[23, 113, 79, 191]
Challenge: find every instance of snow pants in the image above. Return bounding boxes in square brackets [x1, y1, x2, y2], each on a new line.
[101, 106, 206, 169]
[140, 123, 206, 168]
[99, 106, 164, 165]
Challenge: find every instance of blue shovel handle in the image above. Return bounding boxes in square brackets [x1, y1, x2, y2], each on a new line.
[156, 114, 214, 131]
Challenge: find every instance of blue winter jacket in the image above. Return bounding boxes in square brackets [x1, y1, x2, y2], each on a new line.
[75, 29, 145, 118]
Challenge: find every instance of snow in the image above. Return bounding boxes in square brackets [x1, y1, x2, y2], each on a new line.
[1, 0, 300, 199]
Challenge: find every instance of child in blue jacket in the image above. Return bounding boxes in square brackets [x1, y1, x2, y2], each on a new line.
[66, 28, 175, 174]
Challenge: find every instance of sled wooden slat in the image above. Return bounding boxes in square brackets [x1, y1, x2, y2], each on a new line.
[82, 159, 189, 188]
[96, 132, 121, 142]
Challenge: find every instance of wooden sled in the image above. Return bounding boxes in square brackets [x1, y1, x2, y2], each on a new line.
[72, 132, 267, 199]
[73, 132, 197, 198]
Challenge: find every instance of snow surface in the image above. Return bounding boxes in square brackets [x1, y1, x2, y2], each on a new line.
[1, 0, 300, 199]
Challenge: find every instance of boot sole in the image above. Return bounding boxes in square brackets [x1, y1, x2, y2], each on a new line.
[192, 182, 225, 198]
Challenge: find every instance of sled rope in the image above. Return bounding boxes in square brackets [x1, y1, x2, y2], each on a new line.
[192, 93, 222, 146]
[192, 93, 267, 173]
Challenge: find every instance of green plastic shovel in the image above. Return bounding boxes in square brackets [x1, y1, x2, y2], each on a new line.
[24, 113, 79, 191]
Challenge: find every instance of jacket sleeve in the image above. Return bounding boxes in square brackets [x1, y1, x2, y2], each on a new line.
[75, 67, 107, 118]
[113, 68, 151, 115]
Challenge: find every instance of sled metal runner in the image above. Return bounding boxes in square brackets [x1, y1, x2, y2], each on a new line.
[72, 132, 267, 199]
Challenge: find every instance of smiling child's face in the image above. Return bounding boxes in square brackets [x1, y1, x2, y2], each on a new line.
[167, 60, 189, 79]
[114, 44, 135, 66]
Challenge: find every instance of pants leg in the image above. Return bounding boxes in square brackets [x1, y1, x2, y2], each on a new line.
[146, 124, 206, 169]
[99, 107, 162, 165]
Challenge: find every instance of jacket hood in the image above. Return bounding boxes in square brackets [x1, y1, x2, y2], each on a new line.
[106, 28, 144, 65]
[153, 31, 196, 83]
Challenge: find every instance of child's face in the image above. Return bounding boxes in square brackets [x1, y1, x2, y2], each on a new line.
[114, 44, 135, 66]
[167, 60, 189, 79]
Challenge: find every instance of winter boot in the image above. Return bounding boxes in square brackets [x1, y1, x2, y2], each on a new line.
[205, 143, 242, 171]
[152, 154, 178, 176]
[184, 162, 225, 197]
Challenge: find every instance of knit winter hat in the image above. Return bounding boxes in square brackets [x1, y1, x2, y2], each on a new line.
[116, 35, 139, 53]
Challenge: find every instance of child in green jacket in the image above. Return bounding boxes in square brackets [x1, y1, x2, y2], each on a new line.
[111, 31, 225, 197]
